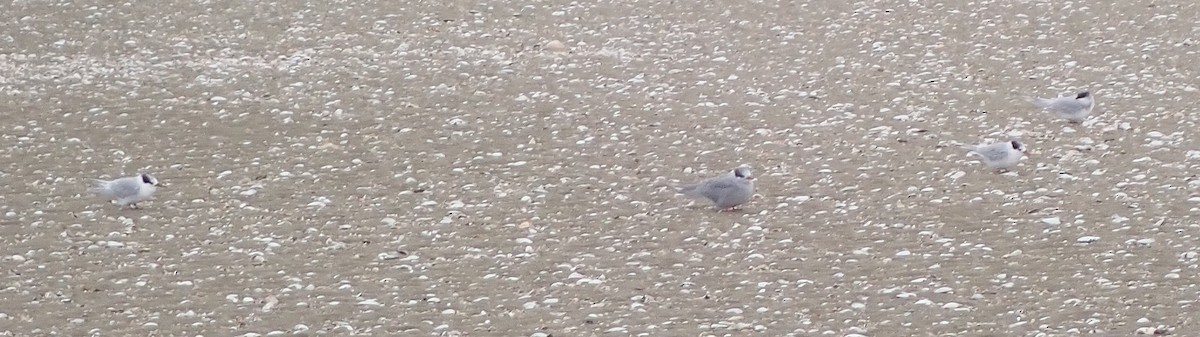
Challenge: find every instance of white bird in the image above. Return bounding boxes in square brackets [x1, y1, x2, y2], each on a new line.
[1028, 91, 1095, 123]
[962, 140, 1027, 172]
[676, 166, 755, 211]
[92, 174, 162, 209]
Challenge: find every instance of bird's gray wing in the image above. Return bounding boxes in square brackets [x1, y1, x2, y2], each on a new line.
[697, 178, 740, 203]
[1049, 99, 1083, 112]
[107, 177, 142, 199]
[1032, 97, 1084, 113]
[976, 144, 1010, 162]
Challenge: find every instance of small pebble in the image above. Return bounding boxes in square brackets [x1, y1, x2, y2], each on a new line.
[331, 324, 353, 333]
[544, 40, 568, 53]
[1135, 327, 1156, 334]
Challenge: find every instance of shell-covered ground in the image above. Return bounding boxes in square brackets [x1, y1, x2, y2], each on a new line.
[1, 0, 1198, 336]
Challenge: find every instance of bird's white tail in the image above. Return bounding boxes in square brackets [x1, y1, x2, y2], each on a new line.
[959, 144, 984, 159]
[1026, 97, 1052, 108]
[89, 179, 109, 194]
[676, 184, 697, 195]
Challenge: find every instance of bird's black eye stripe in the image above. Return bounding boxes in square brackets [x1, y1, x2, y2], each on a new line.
[734, 168, 749, 178]
[1077, 91, 1090, 99]
[142, 175, 153, 184]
